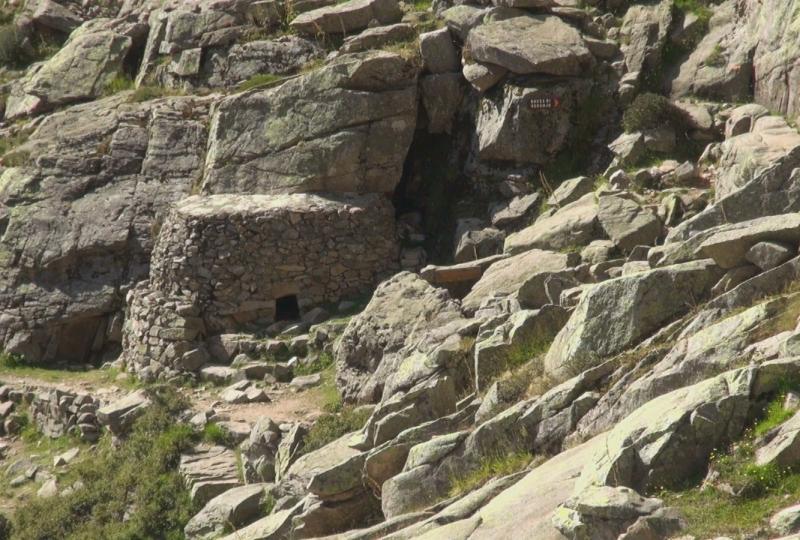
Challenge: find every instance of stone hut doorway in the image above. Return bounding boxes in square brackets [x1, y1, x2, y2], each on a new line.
[275, 294, 300, 321]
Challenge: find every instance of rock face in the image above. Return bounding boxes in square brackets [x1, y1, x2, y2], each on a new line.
[0, 95, 211, 364]
[712, 115, 800, 201]
[578, 360, 800, 492]
[466, 15, 592, 76]
[545, 260, 723, 379]
[202, 51, 417, 195]
[667, 147, 800, 244]
[673, 0, 800, 118]
[669, 3, 749, 102]
[123, 193, 398, 376]
[185, 37, 323, 89]
[576, 296, 791, 438]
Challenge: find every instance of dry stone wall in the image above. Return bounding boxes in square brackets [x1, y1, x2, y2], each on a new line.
[122, 192, 399, 377]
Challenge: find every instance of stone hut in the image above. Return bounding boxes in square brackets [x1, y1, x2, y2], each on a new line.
[122, 192, 399, 377]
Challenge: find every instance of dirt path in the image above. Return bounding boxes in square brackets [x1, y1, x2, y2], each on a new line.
[1, 368, 327, 427]
[193, 387, 326, 425]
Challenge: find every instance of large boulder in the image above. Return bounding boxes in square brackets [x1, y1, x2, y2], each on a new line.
[756, 409, 800, 467]
[335, 272, 467, 403]
[504, 193, 600, 255]
[185, 484, 269, 540]
[597, 193, 662, 252]
[96, 389, 152, 436]
[666, 147, 800, 244]
[553, 486, 682, 540]
[466, 15, 592, 76]
[699, 214, 800, 269]
[544, 260, 723, 379]
[461, 249, 579, 314]
[712, 115, 800, 201]
[618, 0, 672, 80]
[179, 445, 242, 506]
[290, 0, 402, 35]
[6, 20, 133, 118]
[474, 78, 592, 164]
[202, 51, 417, 195]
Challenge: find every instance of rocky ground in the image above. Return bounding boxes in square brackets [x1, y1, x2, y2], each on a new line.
[2, 0, 800, 539]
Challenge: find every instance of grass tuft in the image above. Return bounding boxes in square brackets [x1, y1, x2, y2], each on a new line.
[448, 452, 535, 498]
[237, 73, 285, 92]
[294, 351, 334, 377]
[103, 73, 134, 96]
[202, 422, 235, 447]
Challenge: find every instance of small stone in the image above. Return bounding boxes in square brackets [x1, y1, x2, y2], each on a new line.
[745, 241, 795, 271]
[53, 447, 80, 467]
[290, 373, 322, 391]
[37, 478, 58, 498]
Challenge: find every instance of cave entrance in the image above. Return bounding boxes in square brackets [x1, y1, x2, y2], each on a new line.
[275, 294, 300, 321]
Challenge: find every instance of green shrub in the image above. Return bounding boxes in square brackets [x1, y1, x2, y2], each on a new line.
[203, 422, 234, 447]
[103, 73, 134, 96]
[674, 0, 712, 23]
[704, 44, 726, 67]
[0, 351, 24, 369]
[660, 389, 800, 538]
[11, 387, 195, 540]
[622, 93, 681, 133]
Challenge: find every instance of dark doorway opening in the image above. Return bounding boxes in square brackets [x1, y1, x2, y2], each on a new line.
[275, 294, 300, 321]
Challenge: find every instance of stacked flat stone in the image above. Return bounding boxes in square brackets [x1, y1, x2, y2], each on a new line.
[123, 192, 399, 376]
[0, 385, 102, 442]
[150, 193, 398, 328]
[122, 287, 207, 378]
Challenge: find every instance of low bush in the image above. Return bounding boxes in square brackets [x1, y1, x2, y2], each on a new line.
[103, 73, 134, 96]
[11, 387, 195, 540]
[203, 422, 234, 447]
[622, 93, 682, 133]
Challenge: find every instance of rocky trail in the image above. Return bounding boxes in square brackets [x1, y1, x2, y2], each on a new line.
[3, 0, 800, 539]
